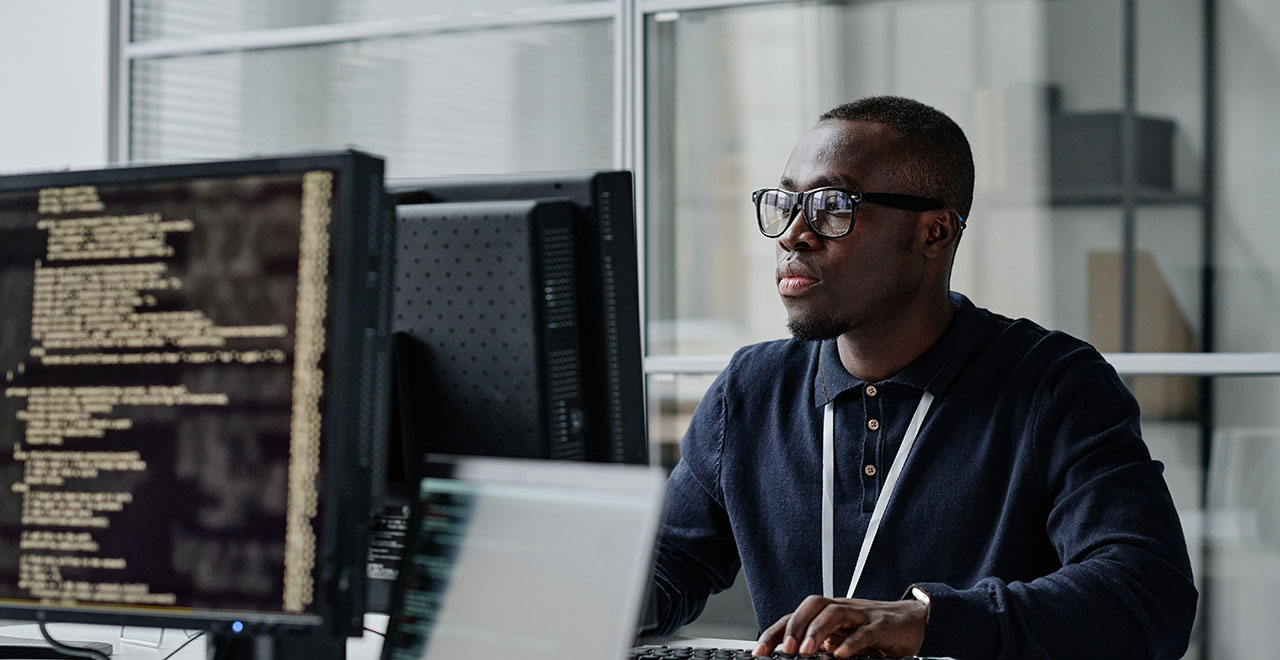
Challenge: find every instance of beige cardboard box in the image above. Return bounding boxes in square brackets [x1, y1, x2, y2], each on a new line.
[1087, 250, 1199, 419]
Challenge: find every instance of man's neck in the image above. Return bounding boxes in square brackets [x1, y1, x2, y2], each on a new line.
[835, 293, 955, 382]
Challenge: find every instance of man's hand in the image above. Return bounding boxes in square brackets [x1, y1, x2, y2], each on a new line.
[752, 595, 927, 658]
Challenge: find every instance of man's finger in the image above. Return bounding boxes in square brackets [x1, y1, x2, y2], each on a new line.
[781, 595, 833, 654]
[753, 613, 790, 657]
[799, 602, 868, 655]
[831, 625, 877, 659]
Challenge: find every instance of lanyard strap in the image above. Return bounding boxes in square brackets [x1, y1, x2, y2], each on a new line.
[821, 391, 934, 599]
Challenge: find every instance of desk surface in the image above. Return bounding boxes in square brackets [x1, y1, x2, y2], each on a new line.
[638, 636, 756, 651]
[0, 618, 758, 659]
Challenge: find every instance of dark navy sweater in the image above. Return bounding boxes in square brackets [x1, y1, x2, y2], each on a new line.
[651, 293, 1197, 659]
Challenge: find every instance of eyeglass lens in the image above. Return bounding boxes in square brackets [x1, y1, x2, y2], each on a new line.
[758, 189, 855, 238]
[757, 190, 795, 236]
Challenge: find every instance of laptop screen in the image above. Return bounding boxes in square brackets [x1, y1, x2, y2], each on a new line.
[381, 458, 664, 660]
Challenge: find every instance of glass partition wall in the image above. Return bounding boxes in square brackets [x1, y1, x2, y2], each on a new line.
[644, 0, 1208, 357]
[118, 1, 1280, 656]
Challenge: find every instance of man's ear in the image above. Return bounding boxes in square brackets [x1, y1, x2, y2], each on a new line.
[921, 209, 962, 258]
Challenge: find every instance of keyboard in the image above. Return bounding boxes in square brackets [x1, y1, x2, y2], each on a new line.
[629, 644, 920, 660]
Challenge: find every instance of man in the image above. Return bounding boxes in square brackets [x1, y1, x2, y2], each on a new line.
[650, 96, 1197, 659]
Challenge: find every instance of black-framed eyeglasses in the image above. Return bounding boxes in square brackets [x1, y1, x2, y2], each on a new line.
[751, 186, 959, 239]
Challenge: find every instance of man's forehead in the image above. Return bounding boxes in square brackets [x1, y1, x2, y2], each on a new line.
[780, 119, 899, 190]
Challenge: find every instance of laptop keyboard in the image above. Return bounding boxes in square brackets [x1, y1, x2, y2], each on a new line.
[629, 645, 918, 660]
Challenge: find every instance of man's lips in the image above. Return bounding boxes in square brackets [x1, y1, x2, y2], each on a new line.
[777, 260, 820, 295]
[778, 276, 818, 295]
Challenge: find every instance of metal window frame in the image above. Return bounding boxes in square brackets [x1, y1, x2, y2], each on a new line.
[630, 0, 648, 351]
[111, 0, 131, 163]
[124, 3, 620, 58]
[111, 0, 1278, 387]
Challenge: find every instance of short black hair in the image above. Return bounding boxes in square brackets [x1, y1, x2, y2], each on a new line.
[820, 96, 974, 220]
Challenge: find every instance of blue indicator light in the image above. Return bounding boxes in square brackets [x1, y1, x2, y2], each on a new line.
[231, 621, 244, 634]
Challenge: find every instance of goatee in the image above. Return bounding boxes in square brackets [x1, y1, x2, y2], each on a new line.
[787, 317, 848, 342]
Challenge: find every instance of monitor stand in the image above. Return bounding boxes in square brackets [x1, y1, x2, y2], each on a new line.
[208, 633, 345, 660]
[0, 635, 113, 658]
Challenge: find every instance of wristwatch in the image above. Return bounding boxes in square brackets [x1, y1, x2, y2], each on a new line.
[908, 585, 931, 626]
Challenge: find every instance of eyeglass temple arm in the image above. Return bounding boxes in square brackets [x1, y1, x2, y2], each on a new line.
[860, 192, 965, 225]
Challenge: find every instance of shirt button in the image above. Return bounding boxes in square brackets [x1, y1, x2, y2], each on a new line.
[867, 419, 880, 431]
[865, 385, 878, 397]
[864, 464, 877, 476]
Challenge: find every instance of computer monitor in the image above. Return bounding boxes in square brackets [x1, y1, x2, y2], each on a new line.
[391, 198, 589, 464]
[387, 171, 646, 467]
[0, 151, 393, 658]
[361, 173, 648, 615]
[380, 456, 664, 660]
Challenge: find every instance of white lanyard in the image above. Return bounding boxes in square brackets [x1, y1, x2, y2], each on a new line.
[821, 391, 934, 599]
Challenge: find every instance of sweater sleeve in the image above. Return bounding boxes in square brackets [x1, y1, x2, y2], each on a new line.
[649, 370, 742, 635]
[915, 348, 1198, 660]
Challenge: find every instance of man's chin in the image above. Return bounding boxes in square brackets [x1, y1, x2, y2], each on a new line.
[787, 317, 848, 342]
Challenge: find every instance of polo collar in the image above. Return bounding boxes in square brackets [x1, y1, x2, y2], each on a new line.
[812, 292, 980, 408]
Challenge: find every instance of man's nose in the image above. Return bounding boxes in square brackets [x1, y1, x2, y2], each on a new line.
[776, 207, 819, 252]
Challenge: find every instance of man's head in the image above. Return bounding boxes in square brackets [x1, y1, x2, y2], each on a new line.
[771, 96, 973, 341]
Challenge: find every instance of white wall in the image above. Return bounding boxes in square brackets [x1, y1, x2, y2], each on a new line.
[0, 0, 109, 633]
[0, 1, 111, 174]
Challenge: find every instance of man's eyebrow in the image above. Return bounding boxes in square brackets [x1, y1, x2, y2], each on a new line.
[778, 175, 858, 191]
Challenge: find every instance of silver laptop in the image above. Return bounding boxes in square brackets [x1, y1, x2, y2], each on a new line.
[379, 457, 665, 660]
